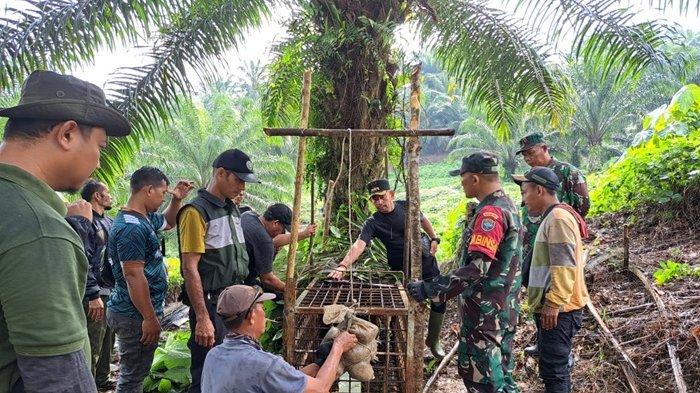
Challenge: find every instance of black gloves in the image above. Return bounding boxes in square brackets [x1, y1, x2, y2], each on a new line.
[314, 341, 333, 366]
[407, 281, 428, 302]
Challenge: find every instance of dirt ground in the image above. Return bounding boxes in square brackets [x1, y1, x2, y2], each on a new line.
[432, 208, 700, 393]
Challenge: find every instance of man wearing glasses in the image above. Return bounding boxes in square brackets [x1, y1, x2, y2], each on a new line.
[327, 179, 446, 359]
[201, 285, 358, 393]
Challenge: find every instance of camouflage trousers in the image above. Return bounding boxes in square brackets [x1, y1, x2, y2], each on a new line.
[457, 325, 519, 393]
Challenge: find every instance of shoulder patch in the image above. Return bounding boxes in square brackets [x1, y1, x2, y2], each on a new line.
[124, 215, 141, 225]
[481, 218, 496, 231]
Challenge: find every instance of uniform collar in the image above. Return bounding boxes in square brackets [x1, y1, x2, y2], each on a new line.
[0, 163, 66, 216]
[197, 188, 233, 209]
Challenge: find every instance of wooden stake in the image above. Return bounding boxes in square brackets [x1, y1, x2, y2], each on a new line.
[423, 341, 459, 393]
[586, 301, 640, 393]
[306, 172, 315, 266]
[405, 63, 425, 392]
[629, 266, 688, 393]
[283, 69, 312, 363]
[623, 225, 630, 269]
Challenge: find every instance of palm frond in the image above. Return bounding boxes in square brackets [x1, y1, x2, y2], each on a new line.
[0, 0, 186, 87]
[417, 0, 571, 140]
[512, 0, 681, 84]
[94, 0, 269, 185]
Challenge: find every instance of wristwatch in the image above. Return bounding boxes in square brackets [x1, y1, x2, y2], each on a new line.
[431, 237, 440, 244]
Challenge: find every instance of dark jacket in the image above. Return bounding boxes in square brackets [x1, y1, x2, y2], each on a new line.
[66, 212, 113, 300]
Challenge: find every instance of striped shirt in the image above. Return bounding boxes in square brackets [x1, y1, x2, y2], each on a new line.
[527, 206, 589, 313]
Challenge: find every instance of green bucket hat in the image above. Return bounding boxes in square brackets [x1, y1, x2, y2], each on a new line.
[516, 132, 545, 155]
[0, 70, 130, 137]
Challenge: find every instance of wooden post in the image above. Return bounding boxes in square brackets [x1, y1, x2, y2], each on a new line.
[306, 172, 316, 266]
[405, 63, 425, 392]
[623, 225, 630, 269]
[283, 70, 312, 362]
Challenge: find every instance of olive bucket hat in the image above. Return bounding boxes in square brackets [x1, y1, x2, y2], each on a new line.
[0, 70, 131, 137]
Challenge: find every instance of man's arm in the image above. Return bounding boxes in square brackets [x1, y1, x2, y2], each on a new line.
[420, 215, 439, 255]
[328, 239, 367, 280]
[272, 223, 317, 249]
[260, 272, 286, 293]
[162, 180, 194, 230]
[178, 207, 214, 347]
[121, 261, 160, 345]
[573, 181, 590, 218]
[0, 237, 96, 390]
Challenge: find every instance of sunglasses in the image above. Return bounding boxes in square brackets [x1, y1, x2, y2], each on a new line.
[243, 286, 264, 319]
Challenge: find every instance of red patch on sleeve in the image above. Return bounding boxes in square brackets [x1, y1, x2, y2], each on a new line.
[468, 206, 505, 259]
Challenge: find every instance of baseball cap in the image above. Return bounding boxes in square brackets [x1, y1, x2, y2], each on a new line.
[217, 285, 276, 321]
[213, 149, 260, 183]
[516, 132, 545, 155]
[263, 203, 293, 232]
[449, 151, 499, 176]
[511, 166, 560, 191]
[366, 179, 391, 197]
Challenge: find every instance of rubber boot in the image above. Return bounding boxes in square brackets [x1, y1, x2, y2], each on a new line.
[426, 310, 446, 360]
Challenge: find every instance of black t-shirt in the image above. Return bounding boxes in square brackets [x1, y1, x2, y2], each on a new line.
[240, 211, 275, 285]
[358, 201, 416, 271]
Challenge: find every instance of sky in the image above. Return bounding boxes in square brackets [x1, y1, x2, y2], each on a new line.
[2, 0, 699, 90]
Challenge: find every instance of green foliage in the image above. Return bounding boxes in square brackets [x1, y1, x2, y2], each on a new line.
[438, 199, 468, 262]
[258, 300, 284, 354]
[653, 260, 700, 285]
[589, 84, 700, 215]
[145, 330, 192, 392]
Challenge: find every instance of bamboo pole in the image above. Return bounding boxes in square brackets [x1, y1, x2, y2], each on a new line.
[263, 127, 454, 137]
[405, 63, 425, 392]
[306, 172, 315, 266]
[283, 70, 312, 363]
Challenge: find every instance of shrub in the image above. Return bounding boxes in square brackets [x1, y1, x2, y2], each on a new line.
[653, 260, 700, 286]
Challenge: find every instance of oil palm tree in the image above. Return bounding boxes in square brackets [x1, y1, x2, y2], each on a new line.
[0, 0, 693, 190]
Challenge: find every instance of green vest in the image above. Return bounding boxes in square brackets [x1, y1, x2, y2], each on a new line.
[178, 189, 249, 296]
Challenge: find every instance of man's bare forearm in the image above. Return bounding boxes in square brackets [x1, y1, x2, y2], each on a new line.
[182, 254, 209, 321]
[123, 267, 157, 320]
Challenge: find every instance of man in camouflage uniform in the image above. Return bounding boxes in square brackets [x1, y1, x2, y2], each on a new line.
[517, 132, 589, 357]
[408, 152, 523, 393]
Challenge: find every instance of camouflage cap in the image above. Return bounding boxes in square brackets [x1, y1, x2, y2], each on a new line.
[449, 151, 499, 176]
[516, 132, 545, 155]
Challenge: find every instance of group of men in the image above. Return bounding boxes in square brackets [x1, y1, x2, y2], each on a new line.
[0, 69, 591, 393]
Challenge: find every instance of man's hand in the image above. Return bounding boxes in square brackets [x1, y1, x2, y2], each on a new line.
[541, 304, 559, 330]
[407, 280, 428, 302]
[87, 298, 104, 322]
[327, 265, 347, 280]
[141, 317, 161, 346]
[168, 180, 195, 201]
[429, 240, 438, 256]
[303, 223, 317, 237]
[66, 200, 93, 221]
[195, 317, 216, 348]
[333, 332, 358, 353]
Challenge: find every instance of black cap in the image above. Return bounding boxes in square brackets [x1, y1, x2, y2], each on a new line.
[213, 149, 260, 183]
[0, 70, 130, 137]
[511, 166, 560, 191]
[366, 179, 391, 197]
[449, 151, 499, 176]
[516, 132, 546, 155]
[263, 203, 293, 232]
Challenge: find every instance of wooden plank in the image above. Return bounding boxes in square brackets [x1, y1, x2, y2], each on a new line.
[264, 127, 455, 137]
[283, 69, 312, 363]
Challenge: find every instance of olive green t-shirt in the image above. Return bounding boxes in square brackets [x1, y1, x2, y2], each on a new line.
[0, 163, 89, 392]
